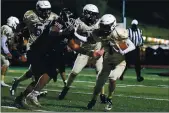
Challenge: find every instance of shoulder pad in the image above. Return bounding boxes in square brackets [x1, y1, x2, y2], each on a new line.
[50, 12, 59, 20]
[111, 27, 128, 41]
[23, 10, 38, 23]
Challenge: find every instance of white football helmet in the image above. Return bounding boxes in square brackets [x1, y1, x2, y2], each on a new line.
[83, 4, 99, 13]
[99, 14, 116, 36]
[7, 16, 20, 30]
[36, 0, 51, 19]
[82, 4, 99, 25]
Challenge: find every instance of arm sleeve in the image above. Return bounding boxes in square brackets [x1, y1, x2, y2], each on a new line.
[123, 39, 136, 54]
[1, 35, 10, 54]
[74, 29, 88, 42]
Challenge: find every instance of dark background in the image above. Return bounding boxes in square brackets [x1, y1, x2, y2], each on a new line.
[2, 0, 169, 28]
[1, 0, 169, 66]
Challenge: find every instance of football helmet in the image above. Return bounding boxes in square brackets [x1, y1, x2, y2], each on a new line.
[36, 0, 51, 19]
[99, 14, 116, 36]
[59, 8, 76, 28]
[82, 4, 99, 25]
[7, 16, 20, 30]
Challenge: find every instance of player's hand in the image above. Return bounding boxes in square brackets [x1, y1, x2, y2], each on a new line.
[93, 49, 104, 58]
[119, 49, 125, 55]
[6, 53, 12, 59]
[19, 54, 27, 62]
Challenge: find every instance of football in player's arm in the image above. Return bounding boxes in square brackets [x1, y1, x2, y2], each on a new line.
[84, 14, 135, 110]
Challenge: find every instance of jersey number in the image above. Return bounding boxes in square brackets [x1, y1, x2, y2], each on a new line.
[34, 23, 43, 36]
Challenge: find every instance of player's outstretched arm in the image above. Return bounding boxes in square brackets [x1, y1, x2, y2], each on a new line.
[68, 39, 104, 58]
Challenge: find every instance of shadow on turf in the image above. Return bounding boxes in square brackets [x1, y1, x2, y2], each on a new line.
[1, 96, 14, 106]
[146, 72, 169, 77]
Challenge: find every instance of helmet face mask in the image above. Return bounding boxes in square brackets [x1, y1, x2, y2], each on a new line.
[83, 9, 99, 25]
[99, 23, 113, 36]
[82, 4, 99, 25]
[36, 6, 51, 19]
[36, 0, 51, 19]
[59, 8, 76, 28]
[99, 14, 116, 36]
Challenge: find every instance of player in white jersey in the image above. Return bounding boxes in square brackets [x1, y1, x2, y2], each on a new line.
[1, 16, 20, 87]
[85, 14, 135, 110]
[58, 4, 106, 103]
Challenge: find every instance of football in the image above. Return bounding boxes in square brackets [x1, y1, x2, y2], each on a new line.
[118, 41, 128, 50]
[19, 55, 27, 62]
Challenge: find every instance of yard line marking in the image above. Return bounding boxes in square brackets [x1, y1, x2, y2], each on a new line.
[6, 72, 169, 81]
[1, 106, 18, 109]
[16, 86, 169, 102]
[1, 106, 54, 112]
[56, 79, 169, 88]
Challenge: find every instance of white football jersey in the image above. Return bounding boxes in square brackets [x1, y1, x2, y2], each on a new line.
[93, 27, 130, 52]
[75, 18, 101, 51]
[1, 25, 15, 45]
[23, 10, 58, 45]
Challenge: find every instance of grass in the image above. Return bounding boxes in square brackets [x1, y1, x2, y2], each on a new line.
[1, 67, 169, 112]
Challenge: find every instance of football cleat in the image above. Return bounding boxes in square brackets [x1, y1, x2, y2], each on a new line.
[1, 81, 10, 87]
[137, 76, 144, 82]
[26, 91, 41, 107]
[14, 93, 29, 109]
[58, 86, 69, 100]
[10, 78, 19, 96]
[100, 94, 107, 104]
[37, 91, 48, 100]
[105, 98, 113, 111]
[87, 99, 96, 109]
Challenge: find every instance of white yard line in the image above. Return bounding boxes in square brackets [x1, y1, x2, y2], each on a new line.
[1, 106, 53, 112]
[16, 86, 169, 102]
[57, 79, 169, 88]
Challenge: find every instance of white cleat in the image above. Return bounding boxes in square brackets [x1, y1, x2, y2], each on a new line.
[26, 91, 41, 107]
[1, 81, 10, 87]
[105, 98, 113, 111]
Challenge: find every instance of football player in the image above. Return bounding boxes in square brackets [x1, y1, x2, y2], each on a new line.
[58, 4, 107, 103]
[10, 0, 59, 96]
[85, 14, 136, 110]
[14, 7, 79, 108]
[1, 16, 20, 87]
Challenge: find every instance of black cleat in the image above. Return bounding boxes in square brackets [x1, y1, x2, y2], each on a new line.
[100, 94, 107, 104]
[105, 98, 113, 111]
[14, 93, 28, 109]
[87, 99, 96, 109]
[10, 78, 19, 96]
[58, 86, 69, 100]
[137, 76, 144, 82]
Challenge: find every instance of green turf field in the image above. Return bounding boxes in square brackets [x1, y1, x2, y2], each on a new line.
[1, 67, 169, 112]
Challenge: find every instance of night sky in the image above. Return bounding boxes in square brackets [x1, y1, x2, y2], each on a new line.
[1, 0, 169, 28]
